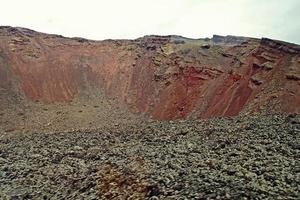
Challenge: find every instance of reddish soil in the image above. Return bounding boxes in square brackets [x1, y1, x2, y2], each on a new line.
[0, 27, 299, 121]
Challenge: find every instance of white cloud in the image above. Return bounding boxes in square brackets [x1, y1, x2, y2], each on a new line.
[0, 0, 299, 44]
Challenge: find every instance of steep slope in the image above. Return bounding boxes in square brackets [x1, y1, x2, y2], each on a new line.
[0, 26, 299, 120]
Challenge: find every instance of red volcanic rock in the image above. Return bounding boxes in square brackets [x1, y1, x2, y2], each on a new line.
[0, 26, 299, 119]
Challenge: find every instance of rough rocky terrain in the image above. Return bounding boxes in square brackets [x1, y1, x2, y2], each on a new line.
[0, 114, 299, 199]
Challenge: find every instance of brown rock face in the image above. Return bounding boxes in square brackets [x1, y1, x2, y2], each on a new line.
[0, 27, 299, 119]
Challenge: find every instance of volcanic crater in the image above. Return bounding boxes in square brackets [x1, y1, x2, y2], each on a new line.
[0, 26, 299, 199]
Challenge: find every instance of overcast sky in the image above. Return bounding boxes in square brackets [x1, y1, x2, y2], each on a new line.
[1, 0, 299, 44]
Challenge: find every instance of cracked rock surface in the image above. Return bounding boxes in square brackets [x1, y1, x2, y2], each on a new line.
[0, 114, 299, 199]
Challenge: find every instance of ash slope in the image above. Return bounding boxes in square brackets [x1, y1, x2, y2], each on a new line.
[0, 26, 299, 122]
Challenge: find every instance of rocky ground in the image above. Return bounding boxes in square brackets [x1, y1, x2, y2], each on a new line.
[0, 114, 299, 199]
